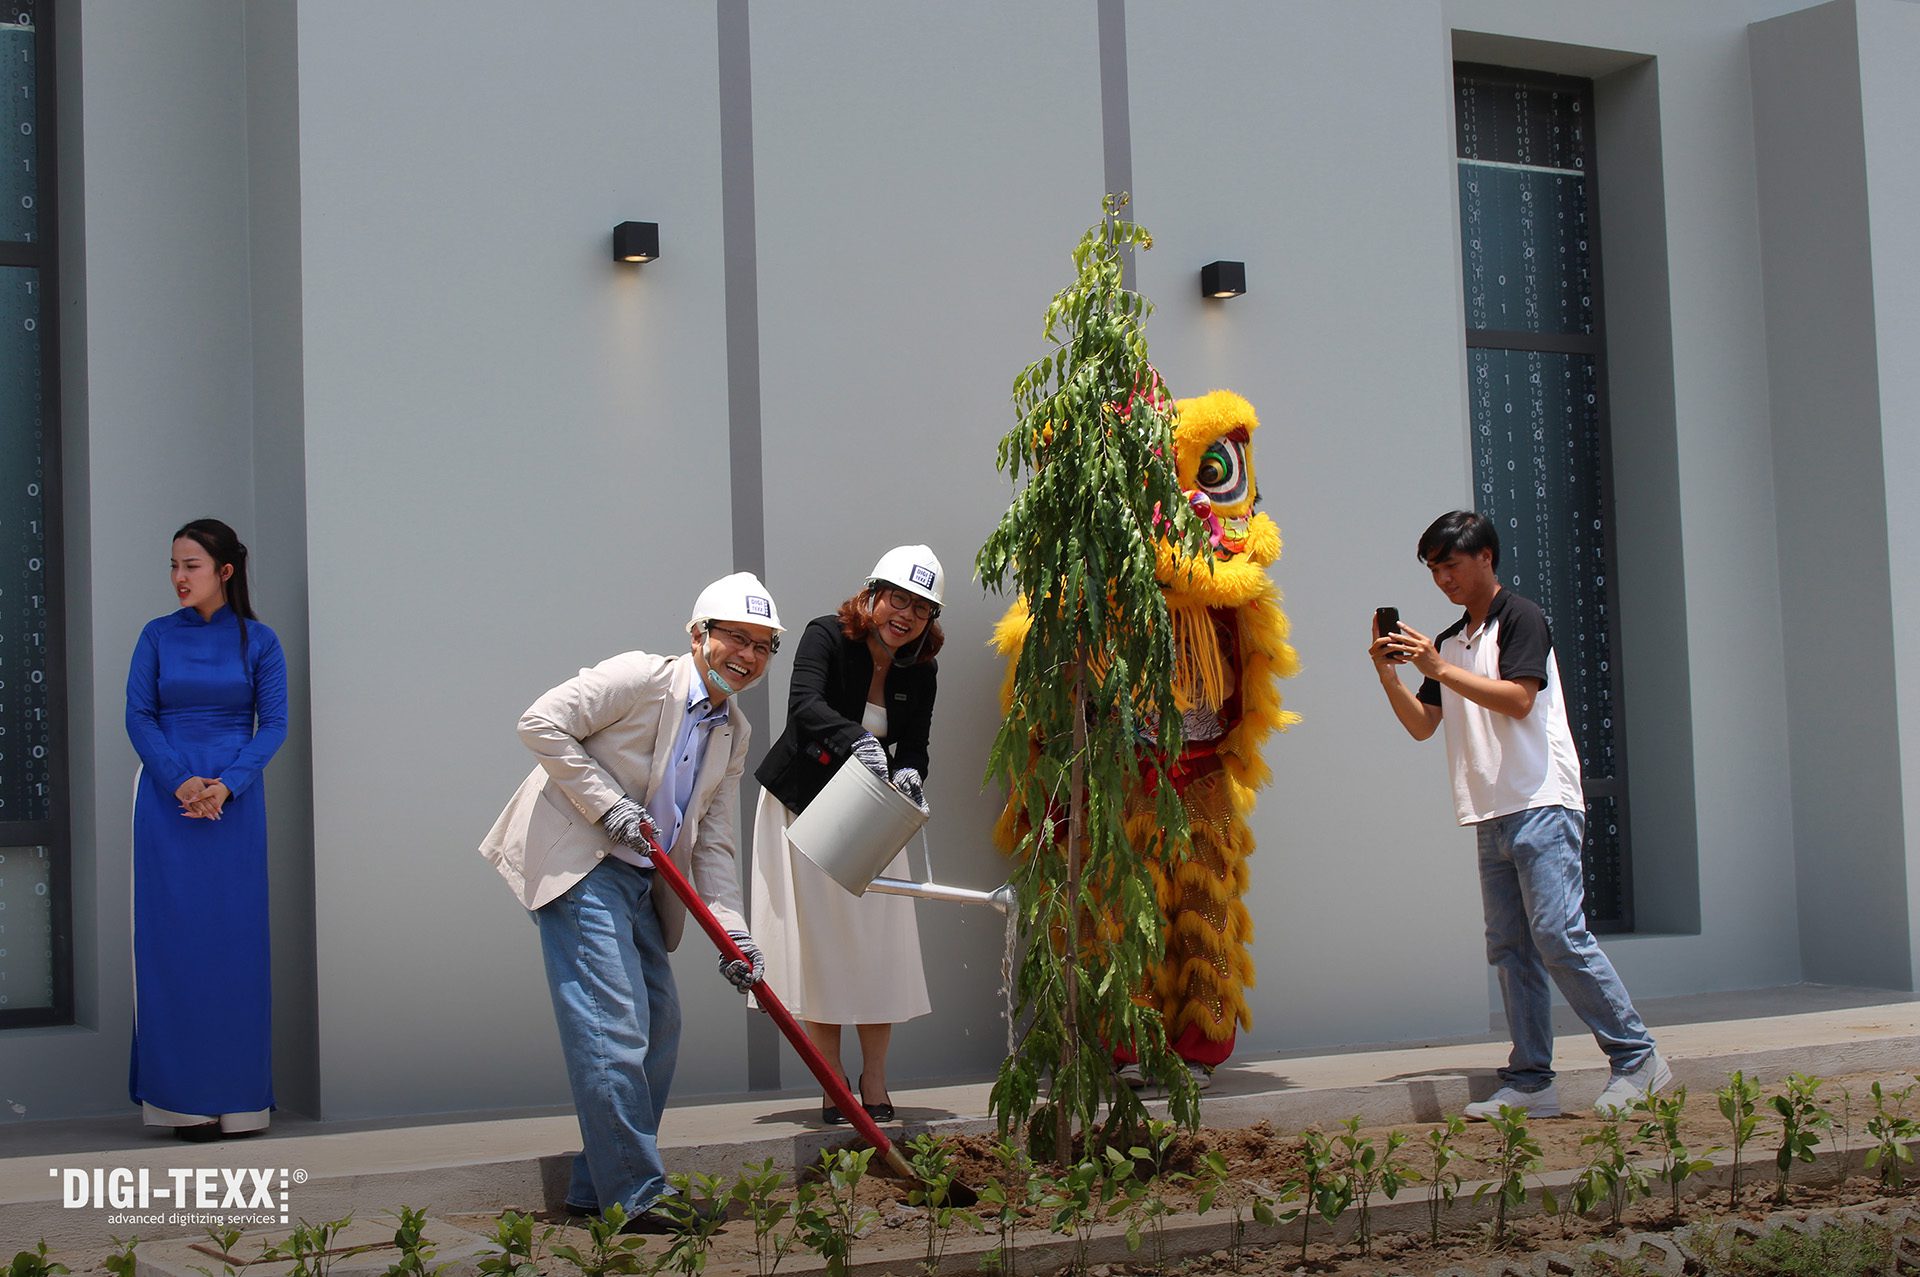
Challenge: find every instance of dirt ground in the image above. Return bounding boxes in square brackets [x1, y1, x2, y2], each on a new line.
[41, 1067, 1920, 1275]
[438, 1067, 1920, 1276]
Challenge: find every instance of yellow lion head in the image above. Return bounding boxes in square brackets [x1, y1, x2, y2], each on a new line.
[1159, 389, 1282, 608]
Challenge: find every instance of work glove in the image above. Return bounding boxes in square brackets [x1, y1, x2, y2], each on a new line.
[600, 797, 663, 851]
[719, 929, 765, 992]
[850, 732, 891, 781]
[890, 767, 928, 813]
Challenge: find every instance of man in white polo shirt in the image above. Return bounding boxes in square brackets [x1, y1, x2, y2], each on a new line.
[1370, 510, 1668, 1120]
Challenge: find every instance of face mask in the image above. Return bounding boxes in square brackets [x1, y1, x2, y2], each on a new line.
[697, 631, 756, 697]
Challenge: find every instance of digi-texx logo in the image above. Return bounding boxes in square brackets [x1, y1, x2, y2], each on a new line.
[51, 1165, 301, 1226]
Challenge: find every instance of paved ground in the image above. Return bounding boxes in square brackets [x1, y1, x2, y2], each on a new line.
[4, 982, 1917, 1255]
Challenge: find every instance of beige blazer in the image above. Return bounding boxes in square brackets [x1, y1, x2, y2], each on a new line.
[479, 649, 749, 949]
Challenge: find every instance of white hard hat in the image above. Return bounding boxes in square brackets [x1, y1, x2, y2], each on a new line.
[688, 571, 783, 634]
[869, 545, 944, 606]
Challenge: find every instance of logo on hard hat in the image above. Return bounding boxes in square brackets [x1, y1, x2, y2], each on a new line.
[745, 595, 772, 618]
[909, 565, 936, 590]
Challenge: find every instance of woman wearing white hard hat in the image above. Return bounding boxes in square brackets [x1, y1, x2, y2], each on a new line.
[751, 545, 944, 1125]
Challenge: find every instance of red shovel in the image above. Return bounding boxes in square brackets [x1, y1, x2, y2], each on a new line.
[639, 829, 921, 1185]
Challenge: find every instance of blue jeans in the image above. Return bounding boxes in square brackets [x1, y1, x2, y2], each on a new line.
[1475, 806, 1655, 1090]
[535, 860, 682, 1215]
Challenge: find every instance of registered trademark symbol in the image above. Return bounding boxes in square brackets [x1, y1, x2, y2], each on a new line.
[292, 1168, 309, 1184]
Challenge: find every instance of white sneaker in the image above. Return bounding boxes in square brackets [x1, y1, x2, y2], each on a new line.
[1187, 1063, 1214, 1092]
[1593, 1052, 1673, 1117]
[1116, 1062, 1147, 1088]
[1462, 1083, 1562, 1121]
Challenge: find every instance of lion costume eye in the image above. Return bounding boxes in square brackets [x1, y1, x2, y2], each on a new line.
[1195, 439, 1249, 506]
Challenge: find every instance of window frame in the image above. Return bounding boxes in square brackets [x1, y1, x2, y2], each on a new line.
[0, 0, 71, 1030]
[1455, 61, 1636, 933]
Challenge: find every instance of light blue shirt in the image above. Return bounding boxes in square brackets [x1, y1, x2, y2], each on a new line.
[610, 682, 730, 869]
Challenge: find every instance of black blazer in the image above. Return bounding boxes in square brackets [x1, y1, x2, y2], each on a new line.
[755, 615, 938, 815]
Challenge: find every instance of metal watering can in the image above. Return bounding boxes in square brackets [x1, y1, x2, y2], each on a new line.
[786, 760, 1016, 913]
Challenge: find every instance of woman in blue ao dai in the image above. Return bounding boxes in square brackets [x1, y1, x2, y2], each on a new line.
[124, 519, 287, 1140]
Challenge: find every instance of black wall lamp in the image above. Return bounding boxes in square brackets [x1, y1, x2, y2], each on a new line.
[613, 221, 660, 264]
[1200, 260, 1247, 299]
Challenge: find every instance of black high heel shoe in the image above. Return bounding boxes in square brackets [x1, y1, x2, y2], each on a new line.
[858, 1074, 895, 1123]
[821, 1077, 853, 1126]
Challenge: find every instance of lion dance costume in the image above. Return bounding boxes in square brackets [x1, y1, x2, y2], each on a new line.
[994, 389, 1299, 1075]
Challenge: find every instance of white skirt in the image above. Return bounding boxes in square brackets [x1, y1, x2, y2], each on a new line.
[749, 788, 931, 1025]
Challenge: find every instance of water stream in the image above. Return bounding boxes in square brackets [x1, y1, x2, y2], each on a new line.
[1002, 904, 1019, 1059]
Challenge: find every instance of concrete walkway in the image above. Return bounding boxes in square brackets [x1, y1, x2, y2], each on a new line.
[5, 983, 1917, 1253]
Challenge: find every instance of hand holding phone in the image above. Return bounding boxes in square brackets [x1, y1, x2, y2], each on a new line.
[1374, 607, 1406, 664]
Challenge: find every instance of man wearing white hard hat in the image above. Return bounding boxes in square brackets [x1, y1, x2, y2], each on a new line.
[480, 571, 782, 1232]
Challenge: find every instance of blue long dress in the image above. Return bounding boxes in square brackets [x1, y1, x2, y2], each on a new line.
[125, 606, 288, 1125]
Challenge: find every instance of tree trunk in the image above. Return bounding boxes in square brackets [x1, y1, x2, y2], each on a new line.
[1059, 664, 1087, 1163]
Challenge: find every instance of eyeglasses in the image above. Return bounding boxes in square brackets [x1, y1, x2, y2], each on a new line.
[706, 623, 779, 659]
[877, 586, 939, 620]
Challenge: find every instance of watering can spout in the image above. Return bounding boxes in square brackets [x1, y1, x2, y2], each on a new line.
[866, 876, 1018, 914]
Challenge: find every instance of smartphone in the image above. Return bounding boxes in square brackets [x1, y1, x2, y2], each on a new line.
[1374, 607, 1400, 640]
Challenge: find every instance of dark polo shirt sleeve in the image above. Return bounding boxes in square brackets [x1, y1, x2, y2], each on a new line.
[1416, 615, 1471, 706]
[1490, 591, 1552, 688]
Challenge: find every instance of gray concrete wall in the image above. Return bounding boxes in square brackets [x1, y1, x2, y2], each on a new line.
[746, 0, 1106, 1089]
[244, 0, 321, 1119]
[1856, 0, 1920, 991]
[1, 0, 264, 1120]
[1590, 56, 1702, 938]
[1750, 0, 1909, 988]
[291, 1, 746, 1117]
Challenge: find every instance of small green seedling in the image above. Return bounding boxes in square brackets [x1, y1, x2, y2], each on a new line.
[725, 1152, 802, 1275]
[4, 1242, 67, 1277]
[1771, 1072, 1832, 1204]
[1716, 1070, 1763, 1208]
[476, 1211, 544, 1277]
[103, 1236, 139, 1277]
[796, 1147, 879, 1277]
[1040, 1155, 1107, 1275]
[1118, 1119, 1187, 1271]
[1633, 1085, 1716, 1219]
[1334, 1116, 1408, 1257]
[1194, 1150, 1295, 1271]
[1420, 1116, 1466, 1246]
[977, 1139, 1041, 1277]
[902, 1135, 979, 1276]
[1578, 1114, 1651, 1230]
[548, 1204, 649, 1277]
[260, 1215, 357, 1277]
[653, 1172, 730, 1277]
[1291, 1127, 1350, 1267]
[382, 1207, 449, 1277]
[1473, 1105, 1541, 1246]
[1864, 1079, 1919, 1188]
